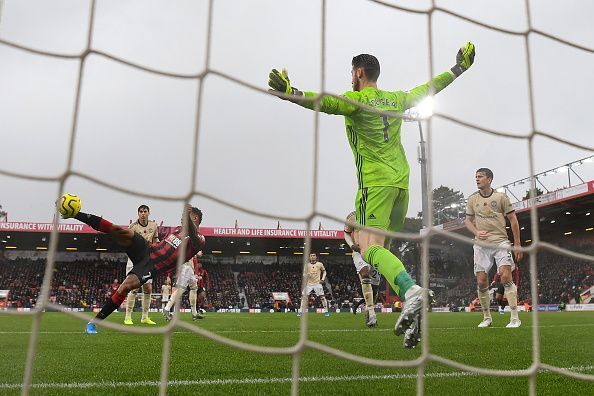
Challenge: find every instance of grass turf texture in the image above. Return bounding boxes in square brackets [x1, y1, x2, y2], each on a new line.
[0, 311, 592, 395]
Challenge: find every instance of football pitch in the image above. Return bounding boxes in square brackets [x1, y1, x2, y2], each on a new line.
[0, 311, 592, 395]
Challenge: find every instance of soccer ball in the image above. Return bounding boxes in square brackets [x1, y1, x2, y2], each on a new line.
[57, 193, 81, 218]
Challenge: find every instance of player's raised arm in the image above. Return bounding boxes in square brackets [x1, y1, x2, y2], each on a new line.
[403, 42, 475, 110]
[268, 68, 358, 116]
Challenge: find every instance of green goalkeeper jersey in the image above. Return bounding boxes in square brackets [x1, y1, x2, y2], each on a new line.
[300, 71, 454, 189]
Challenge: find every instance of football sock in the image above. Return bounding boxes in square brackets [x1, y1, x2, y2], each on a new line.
[477, 287, 491, 319]
[504, 281, 519, 320]
[141, 292, 151, 320]
[96, 290, 127, 321]
[74, 212, 114, 234]
[125, 290, 136, 320]
[361, 279, 374, 311]
[189, 289, 198, 316]
[300, 294, 309, 313]
[320, 296, 329, 312]
[165, 289, 178, 311]
[364, 244, 415, 300]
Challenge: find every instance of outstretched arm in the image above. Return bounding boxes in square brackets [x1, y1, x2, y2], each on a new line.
[404, 42, 475, 109]
[268, 68, 358, 116]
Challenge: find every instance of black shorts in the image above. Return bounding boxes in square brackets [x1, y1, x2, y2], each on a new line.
[125, 232, 154, 286]
[496, 285, 505, 296]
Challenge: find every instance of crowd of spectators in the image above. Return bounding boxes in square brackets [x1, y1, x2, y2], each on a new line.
[0, 245, 591, 310]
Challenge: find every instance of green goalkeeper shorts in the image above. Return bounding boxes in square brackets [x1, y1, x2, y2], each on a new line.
[355, 187, 409, 232]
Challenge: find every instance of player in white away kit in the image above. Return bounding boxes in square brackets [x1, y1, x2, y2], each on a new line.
[465, 168, 524, 328]
[298, 253, 330, 317]
[161, 277, 172, 310]
[162, 250, 206, 321]
[344, 212, 381, 327]
[124, 205, 159, 325]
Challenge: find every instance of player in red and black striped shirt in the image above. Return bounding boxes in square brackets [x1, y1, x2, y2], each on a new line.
[69, 204, 204, 334]
[193, 258, 210, 318]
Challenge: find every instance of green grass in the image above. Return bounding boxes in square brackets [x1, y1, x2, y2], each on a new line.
[0, 311, 592, 395]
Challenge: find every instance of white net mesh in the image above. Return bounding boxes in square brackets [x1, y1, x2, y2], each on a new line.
[0, 1, 593, 395]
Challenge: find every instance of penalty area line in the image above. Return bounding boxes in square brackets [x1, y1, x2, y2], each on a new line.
[0, 365, 592, 389]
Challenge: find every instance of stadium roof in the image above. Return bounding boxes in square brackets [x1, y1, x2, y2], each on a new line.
[1, 181, 592, 255]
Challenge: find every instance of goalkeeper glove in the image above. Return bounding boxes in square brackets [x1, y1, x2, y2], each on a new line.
[268, 68, 303, 98]
[450, 42, 475, 77]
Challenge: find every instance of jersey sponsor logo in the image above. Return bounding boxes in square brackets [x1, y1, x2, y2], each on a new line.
[165, 233, 182, 249]
[142, 272, 152, 281]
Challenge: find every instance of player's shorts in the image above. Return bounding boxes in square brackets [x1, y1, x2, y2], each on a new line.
[304, 284, 325, 297]
[496, 285, 505, 296]
[473, 240, 516, 275]
[173, 264, 197, 290]
[125, 232, 154, 286]
[355, 186, 409, 232]
[162, 294, 170, 303]
[126, 258, 152, 284]
[352, 252, 381, 286]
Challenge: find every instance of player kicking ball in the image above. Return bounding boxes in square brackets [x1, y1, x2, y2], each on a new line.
[57, 197, 205, 334]
[268, 42, 475, 347]
[465, 168, 523, 328]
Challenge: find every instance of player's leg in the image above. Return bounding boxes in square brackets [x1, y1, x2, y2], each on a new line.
[357, 188, 423, 347]
[163, 287, 179, 321]
[358, 188, 419, 302]
[140, 281, 155, 325]
[74, 212, 135, 247]
[351, 296, 365, 314]
[86, 273, 141, 334]
[191, 288, 205, 320]
[496, 284, 507, 314]
[476, 271, 492, 327]
[298, 286, 313, 316]
[161, 292, 169, 310]
[315, 285, 329, 316]
[358, 266, 377, 327]
[186, 272, 201, 319]
[124, 259, 136, 325]
[198, 289, 207, 312]
[497, 245, 520, 327]
[474, 244, 494, 327]
[353, 245, 377, 326]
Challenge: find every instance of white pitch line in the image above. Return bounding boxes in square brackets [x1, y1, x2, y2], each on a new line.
[0, 323, 592, 335]
[0, 365, 592, 390]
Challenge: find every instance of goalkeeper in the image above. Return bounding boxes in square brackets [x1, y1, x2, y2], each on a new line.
[269, 43, 475, 348]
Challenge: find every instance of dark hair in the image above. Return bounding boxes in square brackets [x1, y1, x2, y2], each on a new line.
[138, 204, 150, 212]
[191, 207, 203, 224]
[309, 252, 317, 257]
[476, 168, 494, 180]
[352, 54, 380, 82]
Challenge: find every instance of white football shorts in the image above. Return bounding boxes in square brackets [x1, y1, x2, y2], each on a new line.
[352, 252, 381, 286]
[174, 264, 198, 290]
[126, 258, 153, 284]
[304, 284, 325, 297]
[473, 240, 516, 275]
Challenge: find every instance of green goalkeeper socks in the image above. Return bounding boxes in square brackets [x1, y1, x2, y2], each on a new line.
[364, 244, 415, 300]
